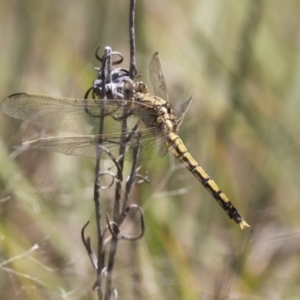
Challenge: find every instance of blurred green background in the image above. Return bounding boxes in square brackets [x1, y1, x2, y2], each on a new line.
[1, 0, 300, 299]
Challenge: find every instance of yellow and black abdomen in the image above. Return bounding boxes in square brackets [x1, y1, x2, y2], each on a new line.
[164, 132, 249, 229]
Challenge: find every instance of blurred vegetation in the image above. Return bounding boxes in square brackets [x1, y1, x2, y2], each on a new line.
[1, 0, 300, 299]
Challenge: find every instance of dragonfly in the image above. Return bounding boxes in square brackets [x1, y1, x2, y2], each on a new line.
[1, 52, 249, 229]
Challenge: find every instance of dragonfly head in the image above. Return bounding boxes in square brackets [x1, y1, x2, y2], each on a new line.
[133, 82, 149, 94]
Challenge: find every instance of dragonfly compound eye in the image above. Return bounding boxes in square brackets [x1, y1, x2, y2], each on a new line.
[134, 82, 149, 94]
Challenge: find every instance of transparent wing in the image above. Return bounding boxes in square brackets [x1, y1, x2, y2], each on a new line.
[1, 93, 167, 160]
[1, 93, 157, 135]
[14, 128, 167, 161]
[149, 52, 170, 102]
[174, 96, 194, 127]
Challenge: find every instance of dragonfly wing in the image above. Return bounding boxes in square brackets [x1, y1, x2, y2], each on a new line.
[14, 126, 167, 161]
[1, 93, 156, 135]
[15, 136, 102, 159]
[149, 52, 170, 102]
[175, 96, 194, 127]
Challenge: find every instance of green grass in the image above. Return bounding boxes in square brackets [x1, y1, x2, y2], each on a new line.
[1, 0, 300, 299]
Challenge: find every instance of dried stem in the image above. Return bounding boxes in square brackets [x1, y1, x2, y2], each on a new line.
[81, 1, 143, 298]
[129, 0, 137, 79]
[104, 2, 138, 299]
[94, 47, 112, 299]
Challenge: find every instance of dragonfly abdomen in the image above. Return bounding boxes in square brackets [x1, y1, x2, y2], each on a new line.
[164, 132, 249, 229]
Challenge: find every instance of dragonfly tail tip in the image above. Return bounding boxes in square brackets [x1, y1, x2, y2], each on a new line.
[239, 220, 250, 230]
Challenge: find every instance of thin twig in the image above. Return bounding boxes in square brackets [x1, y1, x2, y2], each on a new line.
[93, 46, 114, 298]
[129, 0, 137, 79]
[104, 2, 138, 298]
[82, 1, 141, 298]
[104, 80, 127, 300]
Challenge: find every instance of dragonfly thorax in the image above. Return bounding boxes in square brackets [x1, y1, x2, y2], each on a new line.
[144, 96, 178, 134]
[124, 79, 178, 134]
